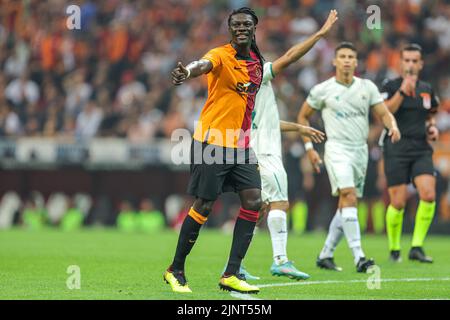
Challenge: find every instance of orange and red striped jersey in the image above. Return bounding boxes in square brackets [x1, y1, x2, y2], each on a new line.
[193, 43, 262, 148]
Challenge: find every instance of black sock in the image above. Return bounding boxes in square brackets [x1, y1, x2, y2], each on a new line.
[171, 215, 202, 271]
[225, 217, 256, 275]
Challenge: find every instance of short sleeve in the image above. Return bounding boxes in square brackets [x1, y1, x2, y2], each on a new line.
[380, 78, 395, 100]
[262, 62, 275, 84]
[427, 87, 439, 114]
[306, 84, 325, 110]
[431, 88, 440, 109]
[366, 79, 384, 107]
[202, 48, 223, 72]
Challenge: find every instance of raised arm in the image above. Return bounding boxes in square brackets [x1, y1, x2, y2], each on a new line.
[385, 90, 404, 114]
[171, 60, 213, 86]
[384, 74, 417, 114]
[280, 120, 325, 143]
[271, 10, 338, 76]
[372, 102, 401, 143]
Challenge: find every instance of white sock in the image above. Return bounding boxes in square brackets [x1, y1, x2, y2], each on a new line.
[319, 210, 344, 259]
[341, 207, 365, 264]
[267, 209, 288, 265]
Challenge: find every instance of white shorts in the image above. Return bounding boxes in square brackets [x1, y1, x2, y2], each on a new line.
[324, 142, 368, 198]
[258, 154, 288, 202]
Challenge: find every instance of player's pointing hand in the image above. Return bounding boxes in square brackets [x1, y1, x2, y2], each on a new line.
[171, 62, 190, 85]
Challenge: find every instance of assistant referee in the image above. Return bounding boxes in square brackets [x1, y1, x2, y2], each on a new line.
[381, 43, 440, 263]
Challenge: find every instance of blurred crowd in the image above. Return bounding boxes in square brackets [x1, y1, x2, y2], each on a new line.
[0, 190, 167, 232]
[0, 0, 448, 142]
[0, 0, 449, 225]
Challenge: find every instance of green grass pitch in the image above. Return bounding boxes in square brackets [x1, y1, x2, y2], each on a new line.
[0, 228, 449, 300]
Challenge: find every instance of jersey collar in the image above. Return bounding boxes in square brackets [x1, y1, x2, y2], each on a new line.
[334, 76, 355, 88]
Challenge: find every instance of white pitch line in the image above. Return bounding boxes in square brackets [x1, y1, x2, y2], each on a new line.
[230, 292, 262, 300]
[230, 277, 450, 300]
[258, 277, 450, 288]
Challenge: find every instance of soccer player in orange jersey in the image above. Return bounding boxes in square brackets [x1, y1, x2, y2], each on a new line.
[164, 7, 265, 294]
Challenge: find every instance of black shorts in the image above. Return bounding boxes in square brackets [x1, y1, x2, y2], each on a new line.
[187, 140, 261, 201]
[383, 137, 435, 187]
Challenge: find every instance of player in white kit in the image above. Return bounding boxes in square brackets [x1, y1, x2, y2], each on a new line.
[298, 42, 401, 272]
[233, 10, 338, 280]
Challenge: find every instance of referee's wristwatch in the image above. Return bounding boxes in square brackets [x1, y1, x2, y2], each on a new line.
[399, 89, 408, 98]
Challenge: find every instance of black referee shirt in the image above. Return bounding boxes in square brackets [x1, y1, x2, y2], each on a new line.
[380, 77, 439, 140]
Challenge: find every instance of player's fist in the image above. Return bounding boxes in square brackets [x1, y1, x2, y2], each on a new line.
[427, 125, 439, 141]
[298, 125, 326, 143]
[307, 149, 322, 174]
[400, 72, 417, 97]
[171, 62, 189, 85]
[388, 126, 401, 143]
[400, 77, 411, 96]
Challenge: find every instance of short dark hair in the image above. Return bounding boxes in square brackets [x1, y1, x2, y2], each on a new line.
[335, 41, 357, 55]
[402, 43, 422, 56]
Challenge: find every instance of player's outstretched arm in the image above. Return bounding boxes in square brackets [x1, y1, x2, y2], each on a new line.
[372, 102, 401, 143]
[271, 9, 338, 76]
[279, 120, 325, 143]
[297, 101, 323, 173]
[171, 60, 213, 85]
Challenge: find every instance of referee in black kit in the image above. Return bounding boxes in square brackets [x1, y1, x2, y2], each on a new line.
[380, 44, 440, 263]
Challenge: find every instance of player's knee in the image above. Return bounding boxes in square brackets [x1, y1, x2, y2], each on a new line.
[340, 190, 357, 207]
[193, 199, 214, 217]
[419, 189, 435, 203]
[242, 197, 262, 212]
[271, 201, 290, 212]
[390, 198, 406, 210]
[389, 187, 407, 210]
[280, 201, 290, 212]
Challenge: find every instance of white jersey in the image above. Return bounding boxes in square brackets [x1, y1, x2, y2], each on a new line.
[306, 76, 384, 146]
[250, 62, 282, 158]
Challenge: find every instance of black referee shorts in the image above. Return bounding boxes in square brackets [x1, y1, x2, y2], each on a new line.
[187, 140, 261, 201]
[383, 137, 435, 187]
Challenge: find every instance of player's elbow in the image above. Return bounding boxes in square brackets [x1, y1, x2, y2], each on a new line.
[283, 53, 296, 66]
[385, 100, 398, 114]
[297, 112, 307, 125]
[274, 54, 296, 72]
